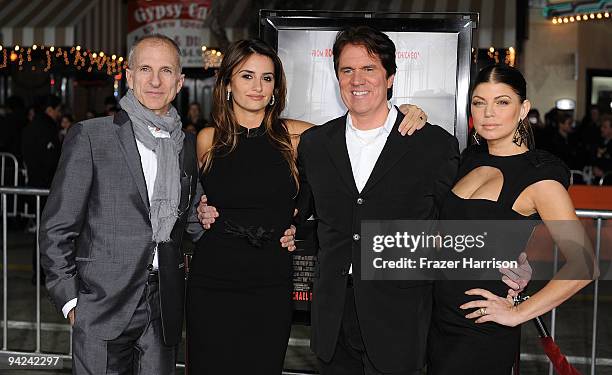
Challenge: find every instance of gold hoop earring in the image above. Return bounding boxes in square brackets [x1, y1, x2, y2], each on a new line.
[226, 91, 231, 101]
[472, 130, 481, 145]
[269, 94, 275, 106]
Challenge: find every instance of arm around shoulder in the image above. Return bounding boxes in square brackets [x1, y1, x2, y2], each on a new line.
[286, 119, 314, 152]
[432, 134, 460, 209]
[286, 119, 314, 136]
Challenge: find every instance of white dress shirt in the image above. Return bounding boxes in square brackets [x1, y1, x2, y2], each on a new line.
[345, 104, 397, 274]
[62, 125, 169, 318]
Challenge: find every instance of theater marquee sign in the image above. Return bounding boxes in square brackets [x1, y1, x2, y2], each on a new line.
[127, 0, 211, 68]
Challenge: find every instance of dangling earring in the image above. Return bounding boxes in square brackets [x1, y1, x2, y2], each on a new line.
[226, 91, 231, 101]
[269, 94, 275, 106]
[512, 118, 529, 147]
[472, 131, 481, 145]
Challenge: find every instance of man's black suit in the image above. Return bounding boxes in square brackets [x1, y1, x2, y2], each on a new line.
[296, 110, 459, 373]
[22, 113, 61, 189]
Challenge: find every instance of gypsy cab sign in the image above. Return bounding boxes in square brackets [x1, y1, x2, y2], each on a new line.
[127, 0, 211, 68]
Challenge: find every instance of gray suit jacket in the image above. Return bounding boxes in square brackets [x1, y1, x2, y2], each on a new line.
[40, 110, 198, 345]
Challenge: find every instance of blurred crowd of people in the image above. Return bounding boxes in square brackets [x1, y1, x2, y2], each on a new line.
[0, 95, 68, 191]
[529, 105, 612, 183]
[1, 94, 610, 187]
[0, 94, 209, 284]
[0, 94, 209, 190]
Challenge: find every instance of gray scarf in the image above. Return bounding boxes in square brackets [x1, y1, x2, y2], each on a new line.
[119, 89, 185, 243]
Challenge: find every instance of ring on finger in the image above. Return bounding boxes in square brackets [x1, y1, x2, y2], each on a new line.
[479, 307, 487, 316]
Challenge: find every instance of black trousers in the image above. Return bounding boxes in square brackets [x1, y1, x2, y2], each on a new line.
[318, 283, 423, 375]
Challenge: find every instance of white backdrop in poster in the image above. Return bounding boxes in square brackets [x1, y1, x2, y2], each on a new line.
[278, 30, 458, 134]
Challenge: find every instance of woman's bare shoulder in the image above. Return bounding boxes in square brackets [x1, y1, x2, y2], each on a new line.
[285, 119, 314, 136]
[196, 127, 215, 160]
[197, 127, 215, 146]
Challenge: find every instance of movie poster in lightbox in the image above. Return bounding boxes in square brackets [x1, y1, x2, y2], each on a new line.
[278, 29, 458, 135]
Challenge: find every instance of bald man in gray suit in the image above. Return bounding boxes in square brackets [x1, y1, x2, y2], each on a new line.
[40, 34, 198, 374]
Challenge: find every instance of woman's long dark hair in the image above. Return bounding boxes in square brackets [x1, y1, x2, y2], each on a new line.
[202, 39, 298, 188]
[472, 64, 534, 149]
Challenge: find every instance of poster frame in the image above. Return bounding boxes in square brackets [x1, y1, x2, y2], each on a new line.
[259, 9, 478, 150]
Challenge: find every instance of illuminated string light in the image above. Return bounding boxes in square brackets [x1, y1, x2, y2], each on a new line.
[0, 43, 217, 73]
[551, 9, 611, 24]
[1, 49, 8, 69]
[202, 47, 223, 69]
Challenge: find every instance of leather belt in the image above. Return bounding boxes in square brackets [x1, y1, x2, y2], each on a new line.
[147, 268, 159, 284]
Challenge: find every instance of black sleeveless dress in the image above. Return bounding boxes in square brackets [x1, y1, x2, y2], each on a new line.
[186, 125, 297, 374]
[427, 146, 569, 375]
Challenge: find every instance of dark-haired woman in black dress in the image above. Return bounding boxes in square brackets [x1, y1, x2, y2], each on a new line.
[187, 38, 428, 374]
[185, 39, 313, 374]
[428, 64, 597, 374]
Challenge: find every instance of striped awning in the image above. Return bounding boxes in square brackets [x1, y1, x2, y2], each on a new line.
[0, 0, 96, 47]
[0, 0, 125, 55]
[214, 0, 518, 49]
[74, 0, 126, 55]
[0, 0, 517, 54]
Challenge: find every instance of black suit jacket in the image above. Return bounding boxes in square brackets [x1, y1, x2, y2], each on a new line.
[21, 113, 61, 188]
[296, 110, 459, 372]
[41, 110, 198, 346]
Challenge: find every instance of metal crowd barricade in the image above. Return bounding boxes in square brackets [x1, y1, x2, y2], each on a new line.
[537, 209, 611, 375]
[0, 186, 610, 374]
[577, 209, 609, 375]
[0, 154, 37, 220]
[0, 186, 189, 370]
[0, 153, 19, 218]
[1, 186, 49, 353]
